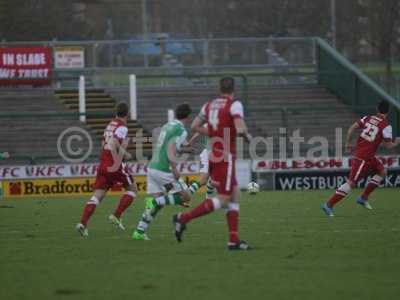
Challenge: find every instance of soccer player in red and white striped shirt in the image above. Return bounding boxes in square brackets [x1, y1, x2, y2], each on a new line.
[322, 101, 400, 216]
[173, 77, 253, 250]
[76, 103, 137, 236]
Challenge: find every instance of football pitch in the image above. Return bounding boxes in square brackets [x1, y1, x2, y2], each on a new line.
[1, 189, 400, 300]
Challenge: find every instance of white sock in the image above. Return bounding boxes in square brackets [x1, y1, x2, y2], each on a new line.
[211, 197, 222, 210]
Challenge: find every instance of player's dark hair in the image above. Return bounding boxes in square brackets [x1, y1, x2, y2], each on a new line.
[377, 100, 390, 114]
[219, 77, 235, 94]
[116, 102, 129, 117]
[175, 103, 192, 120]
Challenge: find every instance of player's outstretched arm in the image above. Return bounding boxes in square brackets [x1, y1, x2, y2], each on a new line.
[179, 143, 195, 154]
[383, 137, 400, 150]
[345, 122, 360, 153]
[187, 132, 200, 145]
[191, 116, 208, 136]
[111, 137, 132, 161]
[187, 124, 208, 149]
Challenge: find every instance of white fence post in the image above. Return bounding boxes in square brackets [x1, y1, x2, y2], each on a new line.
[79, 75, 86, 122]
[129, 74, 137, 120]
[168, 109, 174, 122]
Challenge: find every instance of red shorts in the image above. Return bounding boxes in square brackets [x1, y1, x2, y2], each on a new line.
[348, 157, 384, 183]
[209, 155, 237, 195]
[93, 164, 134, 190]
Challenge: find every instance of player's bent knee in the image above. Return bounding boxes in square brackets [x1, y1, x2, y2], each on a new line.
[346, 180, 356, 189]
[339, 182, 353, 193]
[232, 187, 241, 202]
[88, 195, 100, 206]
[217, 195, 231, 208]
[93, 189, 106, 202]
[125, 190, 136, 198]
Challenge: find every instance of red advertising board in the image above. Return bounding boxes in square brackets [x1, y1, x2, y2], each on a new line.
[252, 156, 400, 172]
[0, 47, 52, 86]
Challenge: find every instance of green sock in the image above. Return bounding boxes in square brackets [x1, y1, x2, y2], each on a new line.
[154, 193, 183, 206]
[171, 193, 183, 205]
[136, 204, 162, 234]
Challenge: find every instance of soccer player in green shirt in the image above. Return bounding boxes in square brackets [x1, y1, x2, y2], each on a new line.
[132, 104, 193, 240]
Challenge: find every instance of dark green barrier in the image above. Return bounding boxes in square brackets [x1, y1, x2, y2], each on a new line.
[316, 38, 400, 135]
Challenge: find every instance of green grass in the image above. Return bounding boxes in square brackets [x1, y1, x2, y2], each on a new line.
[1, 189, 400, 300]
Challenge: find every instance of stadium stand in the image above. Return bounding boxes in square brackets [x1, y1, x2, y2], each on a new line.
[252, 85, 359, 156]
[54, 89, 153, 157]
[0, 89, 100, 165]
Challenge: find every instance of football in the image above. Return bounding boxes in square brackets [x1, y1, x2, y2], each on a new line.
[247, 182, 260, 195]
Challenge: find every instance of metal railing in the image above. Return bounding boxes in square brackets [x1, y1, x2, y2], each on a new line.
[0, 37, 316, 70]
[0, 37, 317, 90]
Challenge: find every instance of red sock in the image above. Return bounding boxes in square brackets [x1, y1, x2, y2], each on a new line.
[180, 198, 217, 224]
[81, 203, 97, 226]
[362, 176, 382, 200]
[227, 210, 239, 244]
[114, 193, 135, 218]
[362, 182, 379, 200]
[80, 196, 100, 226]
[327, 190, 348, 208]
[327, 183, 350, 208]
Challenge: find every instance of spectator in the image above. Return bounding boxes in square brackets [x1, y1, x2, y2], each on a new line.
[0, 152, 10, 160]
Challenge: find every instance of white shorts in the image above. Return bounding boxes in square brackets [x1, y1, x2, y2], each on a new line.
[199, 149, 209, 174]
[147, 168, 187, 194]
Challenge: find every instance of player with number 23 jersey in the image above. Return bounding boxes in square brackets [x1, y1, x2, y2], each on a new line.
[322, 101, 400, 216]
